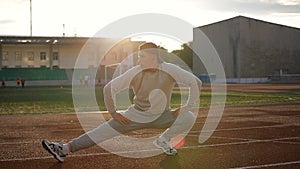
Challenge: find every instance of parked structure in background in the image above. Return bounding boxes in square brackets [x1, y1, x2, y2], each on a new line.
[193, 16, 300, 83]
[1, 16, 299, 85]
[0, 36, 143, 86]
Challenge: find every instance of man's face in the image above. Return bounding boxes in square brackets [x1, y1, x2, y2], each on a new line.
[138, 50, 158, 70]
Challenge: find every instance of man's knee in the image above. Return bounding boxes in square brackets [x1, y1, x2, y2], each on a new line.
[108, 119, 143, 133]
[107, 119, 125, 133]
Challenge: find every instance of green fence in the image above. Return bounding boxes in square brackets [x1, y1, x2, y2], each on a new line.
[0, 68, 68, 81]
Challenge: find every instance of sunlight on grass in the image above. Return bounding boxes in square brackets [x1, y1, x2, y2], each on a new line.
[0, 87, 299, 115]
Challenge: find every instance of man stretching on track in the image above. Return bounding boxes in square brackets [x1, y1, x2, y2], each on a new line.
[42, 42, 202, 162]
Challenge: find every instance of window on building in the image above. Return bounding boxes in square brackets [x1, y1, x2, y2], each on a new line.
[53, 52, 59, 60]
[27, 51, 34, 61]
[40, 52, 46, 60]
[15, 51, 22, 61]
[2, 51, 8, 61]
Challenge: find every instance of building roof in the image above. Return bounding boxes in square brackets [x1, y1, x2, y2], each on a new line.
[0, 36, 125, 45]
[0, 36, 88, 44]
[197, 15, 300, 31]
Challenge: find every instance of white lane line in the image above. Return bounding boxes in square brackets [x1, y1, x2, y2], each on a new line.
[0, 156, 53, 162]
[180, 137, 300, 149]
[1, 137, 300, 162]
[190, 135, 300, 145]
[0, 136, 299, 146]
[1, 127, 299, 146]
[229, 160, 300, 169]
[1, 123, 299, 145]
[206, 135, 300, 142]
[2, 123, 297, 135]
[0, 141, 34, 145]
[273, 140, 300, 145]
[190, 124, 300, 133]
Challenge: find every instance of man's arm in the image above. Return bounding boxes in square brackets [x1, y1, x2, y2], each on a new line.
[185, 74, 202, 110]
[173, 77, 202, 116]
[103, 82, 117, 117]
[103, 82, 130, 125]
[163, 63, 202, 114]
[103, 66, 140, 124]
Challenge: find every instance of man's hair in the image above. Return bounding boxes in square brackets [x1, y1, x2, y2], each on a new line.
[138, 42, 163, 63]
[139, 42, 158, 51]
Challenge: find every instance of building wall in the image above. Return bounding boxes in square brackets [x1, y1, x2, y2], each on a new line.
[194, 18, 241, 78]
[2, 44, 51, 68]
[1, 43, 83, 69]
[194, 16, 300, 80]
[239, 17, 300, 77]
[1, 38, 141, 70]
[58, 43, 85, 69]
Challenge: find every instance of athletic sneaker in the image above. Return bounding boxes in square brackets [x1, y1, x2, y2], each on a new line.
[42, 140, 67, 162]
[153, 136, 177, 155]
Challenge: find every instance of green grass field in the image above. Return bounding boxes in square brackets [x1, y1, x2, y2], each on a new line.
[0, 86, 299, 115]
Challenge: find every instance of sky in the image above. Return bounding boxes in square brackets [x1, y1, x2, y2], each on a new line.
[0, 0, 299, 51]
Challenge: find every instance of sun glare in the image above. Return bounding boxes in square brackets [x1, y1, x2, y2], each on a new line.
[131, 34, 184, 52]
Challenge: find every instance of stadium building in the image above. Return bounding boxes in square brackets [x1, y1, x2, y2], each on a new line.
[193, 16, 300, 83]
[0, 36, 143, 86]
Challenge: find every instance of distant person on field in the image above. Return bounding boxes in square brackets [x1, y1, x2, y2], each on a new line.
[79, 76, 83, 86]
[84, 75, 89, 86]
[21, 78, 25, 88]
[42, 42, 202, 162]
[1, 78, 5, 88]
[16, 78, 21, 87]
[97, 77, 102, 87]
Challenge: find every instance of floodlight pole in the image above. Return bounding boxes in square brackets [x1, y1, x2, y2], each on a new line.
[30, 0, 32, 36]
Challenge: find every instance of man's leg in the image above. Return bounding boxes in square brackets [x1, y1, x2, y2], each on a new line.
[69, 118, 145, 152]
[43, 118, 146, 162]
[149, 110, 195, 155]
[159, 111, 196, 141]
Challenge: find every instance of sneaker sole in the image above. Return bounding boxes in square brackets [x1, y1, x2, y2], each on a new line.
[153, 140, 177, 156]
[42, 140, 64, 163]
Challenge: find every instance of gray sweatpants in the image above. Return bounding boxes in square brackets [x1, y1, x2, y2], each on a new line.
[70, 110, 196, 152]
